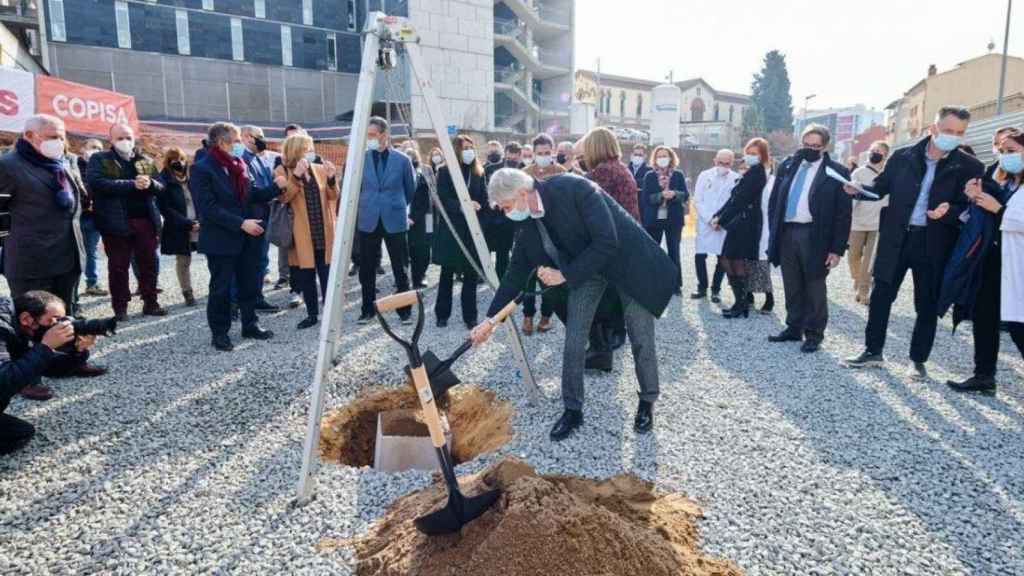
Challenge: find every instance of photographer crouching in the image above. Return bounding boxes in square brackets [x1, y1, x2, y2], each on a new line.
[1, 291, 110, 455]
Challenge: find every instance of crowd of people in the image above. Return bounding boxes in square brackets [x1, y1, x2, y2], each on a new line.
[2, 102, 1023, 452]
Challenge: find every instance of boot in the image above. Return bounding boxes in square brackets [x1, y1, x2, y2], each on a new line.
[634, 398, 654, 434]
[183, 289, 197, 307]
[722, 276, 750, 318]
[759, 292, 774, 314]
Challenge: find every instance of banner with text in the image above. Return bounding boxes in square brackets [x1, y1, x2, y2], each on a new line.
[35, 75, 140, 137]
[0, 68, 36, 133]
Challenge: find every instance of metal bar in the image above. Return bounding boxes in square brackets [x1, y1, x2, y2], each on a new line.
[295, 13, 382, 504]
[997, 0, 1013, 116]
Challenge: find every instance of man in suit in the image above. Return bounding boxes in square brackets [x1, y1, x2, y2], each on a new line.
[766, 124, 853, 353]
[470, 169, 678, 441]
[484, 141, 523, 279]
[356, 116, 415, 324]
[190, 122, 278, 351]
[845, 106, 984, 379]
[240, 125, 280, 313]
[628, 143, 652, 188]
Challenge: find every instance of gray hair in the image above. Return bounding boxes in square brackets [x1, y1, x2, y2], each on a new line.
[714, 148, 735, 161]
[23, 114, 64, 135]
[240, 125, 263, 138]
[488, 168, 534, 204]
[936, 105, 970, 123]
[368, 116, 390, 134]
[801, 123, 831, 146]
[208, 122, 240, 146]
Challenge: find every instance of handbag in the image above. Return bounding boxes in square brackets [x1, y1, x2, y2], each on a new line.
[268, 200, 294, 249]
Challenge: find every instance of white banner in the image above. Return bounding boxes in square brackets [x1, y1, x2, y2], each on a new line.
[0, 67, 35, 133]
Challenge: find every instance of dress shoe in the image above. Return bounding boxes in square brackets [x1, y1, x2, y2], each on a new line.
[72, 364, 108, 378]
[183, 289, 197, 307]
[436, 318, 448, 328]
[759, 293, 775, 314]
[241, 326, 274, 340]
[288, 294, 303, 309]
[84, 285, 109, 296]
[255, 300, 281, 313]
[768, 329, 802, 343]
[690, 290, 707, 300]
[722, 305, 750, 319]
[947, 375, 996, 396]
[911, 362, 929, 381]
[274, 278, 289, 290]
[522, 316, 534, 335]
[20, 384, 53, 401]
[845, 350, 885, 368]
[549, 409, 583, 441]
[143, 305, 168, 317]
[212, 334, 234, 351]
[297, 316, 318, 330]
[634, 399, 654, 434]
[585, 350, 613, 372]
[800, 340, 821, 353]
[537, 316, 552, 333]
[710, 291, 721, 304]
[358, 314, 374, 325]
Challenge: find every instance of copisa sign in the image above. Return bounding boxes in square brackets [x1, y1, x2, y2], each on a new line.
[36, 76, 140, 136]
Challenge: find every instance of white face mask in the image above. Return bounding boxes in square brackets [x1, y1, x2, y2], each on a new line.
[535, 154, 552, 168]
[522, 157, 533, 167]
[431, 154, 443, 165]
[82, 148, 98, 161]
[39, 138, 65, 160]
[304, 151, 317, 163]
[715, 165, 729, 176]
[743, 154, 761, 167]
[631, 155, 644, 165]
[114, 139, 135, 156]
[367, 139, 380, 152]
[656, 157, 671, 169]
[461, 149, 476, 164]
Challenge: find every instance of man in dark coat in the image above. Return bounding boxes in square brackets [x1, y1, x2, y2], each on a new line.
[470, 169, 677, 441]
[628, 143, 652, 187]
[767, 124, 852, 353]
[240, 125, 279, 313]
[483, 141, 523, 279]
[845, 106, 984, 379]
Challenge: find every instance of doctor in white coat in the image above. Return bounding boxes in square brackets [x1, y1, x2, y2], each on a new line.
[692, 149, 739, 302]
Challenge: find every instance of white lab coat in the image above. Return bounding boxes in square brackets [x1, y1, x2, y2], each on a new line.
[694, 167, 739, 255]
[1001, 189, 1024, 323]
[759, 174, 775, 260]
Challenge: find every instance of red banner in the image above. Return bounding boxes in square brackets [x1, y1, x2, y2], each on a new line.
[35, 76, 140, 137]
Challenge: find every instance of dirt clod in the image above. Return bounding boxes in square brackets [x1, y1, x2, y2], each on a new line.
[333, 457, 743, 576]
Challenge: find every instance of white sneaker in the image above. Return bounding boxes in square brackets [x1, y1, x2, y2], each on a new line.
[288, 294, 302, 309]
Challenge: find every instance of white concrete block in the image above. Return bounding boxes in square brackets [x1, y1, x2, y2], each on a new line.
[467, 36, 491, 55]
[442, 34, 468, 52]
[418, 28, 440, 47]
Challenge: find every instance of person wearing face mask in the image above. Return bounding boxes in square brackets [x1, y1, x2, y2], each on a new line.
[847, 141, 891, 305]
[692, 149, 737, 302]
[628, 144, 652, 188]
[765, 125, 852, 353]
[156, 147, 200, 307]
[76, 139, 108, 298]
[520, 144, 534, 168]
[521, 133, 566, 334]
[431, 134, 488, 329]
[273, 133, 340, 330]
[556, 140, 576, 170]
[239, 125, 280, 313]
[405, 148, 434, 289]
[87, 123, 166, 321]
[355, 116, 416, 325]
[485, 140, 504, 167]
[0, 115, 87, 336]
[642, 145, 688, 295]
[470, 168, 678, 441]
[191, 122, 280, 351]
[844, 107, 984, 377]
[941, 129, 1024, 395]
[483, 141, 524, 279]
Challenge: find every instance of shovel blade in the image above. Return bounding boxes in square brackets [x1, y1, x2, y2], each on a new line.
[421, 350, 461, 397]
[414, 488, 501, 535]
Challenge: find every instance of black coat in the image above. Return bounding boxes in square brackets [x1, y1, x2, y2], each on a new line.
[155, 170, 198, 256]
[189, 154, 280, 257]
[431, 163, 488, 272]
[767, 153, 852, 280]
[486, 173, 678, 319]
[860, 137, 984, 286]
[86, 150, 163, 237]
[640, 169, 689, 229]
[715, 164, 767, 260]
[408, 170, 433, 245]
[629, 162, 652, 188]
[481, 160, 522, 248]
[0, 298, 67, 412]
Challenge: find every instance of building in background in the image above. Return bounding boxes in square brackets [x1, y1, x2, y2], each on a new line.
[886, 53, 1024, 146]
[573, 69, 752, 149]
[794, 104, 884, 161]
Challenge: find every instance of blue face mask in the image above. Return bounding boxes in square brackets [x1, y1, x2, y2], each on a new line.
[505, 207, 530, 222]
[230, 142, 247, 158]
[999, 152, 1024, 174]
[933, 133, 962, 152]
[743, 154, 761, 167]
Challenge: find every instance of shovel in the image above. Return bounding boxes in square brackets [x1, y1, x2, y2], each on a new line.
[375, 290, 501, 535]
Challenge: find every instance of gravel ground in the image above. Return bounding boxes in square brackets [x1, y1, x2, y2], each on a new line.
[1, 241, 1023, 575]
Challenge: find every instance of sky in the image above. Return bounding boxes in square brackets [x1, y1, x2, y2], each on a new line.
[575, 0, 1023, 113]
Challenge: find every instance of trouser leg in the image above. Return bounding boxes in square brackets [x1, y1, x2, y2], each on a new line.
[0, 413, 35, 456]
[695, 253, 709, 291]
[383, 230, 412, 317]
[620, 288, 660, 404]
[907, 234, 939, 363]
[847, 230, 866, 284]
[358, 227, 382, 317]
[666, 223, 682, 292]
[176, 255, 193, 293]
[297, 266, 318, 318]
[712, 257, 725, 293]
[103, 234, 133, 314]
[278, 245, 290, 281]
[206, 255, 234, 337]
[562, 278, 606, 411]
[460, 268, 479, 324]
[779, 227, 806, 334]
[435, 267, 455, 321]
[81, 215, 100, 287]
[972, 252, 1002, 377]
[315, 250, 329, 300]
[129, 219, 159, 308]
[858, 231, 878, 299]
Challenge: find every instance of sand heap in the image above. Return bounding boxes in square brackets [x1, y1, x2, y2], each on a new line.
[319, 385, 513, 468]
[329, 458, 743, 576]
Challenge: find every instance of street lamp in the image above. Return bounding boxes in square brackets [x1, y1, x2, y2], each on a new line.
[997, 0, 1013, 115]
[802, 94, 817, 129]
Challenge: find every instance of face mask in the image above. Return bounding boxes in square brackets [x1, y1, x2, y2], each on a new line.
[869, 152, 885, 165]
[522, 158, 533, 167]
[999, 152, 1024, 174]
[39, 138, 65, 160]
[114, 139, 135, 156]
[715, 165, 729, 176]
[933, 132, 961, 152]
[431, 154, 443, 165]
[82, 149, 98, 161]
[743, 154, 760, 167]
[230, 142, 247, 158]
[487, 152, 502, 164]
[30, 318, 56, 342]
[461, 149, 476, 164]
[170, 160, 186, 172]
[535, 155, 552, 168]
[504, 197, 531, 221]
[254, 137, 267, 153]
[631, 155, 644, 165]
[505, 158, 520, 167]
[367, 139, 380, 152]
[656, 157, 671, 169]
[798, 148, 821, 163]
[304, 151, 317, 163]
[556, 153, 568, 165]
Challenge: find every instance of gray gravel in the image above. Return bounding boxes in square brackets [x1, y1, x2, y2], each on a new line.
[1, 241, 1023, 575]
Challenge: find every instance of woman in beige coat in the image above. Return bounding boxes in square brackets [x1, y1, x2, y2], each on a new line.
[273, 133, 339, 329]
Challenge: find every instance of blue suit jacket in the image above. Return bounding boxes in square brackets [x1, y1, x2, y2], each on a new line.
[190, 154, 280, 256]
[358, 149, 415, 234]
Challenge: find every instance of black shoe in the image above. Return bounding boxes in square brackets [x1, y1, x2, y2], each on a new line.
[722, 306, 750, 318]
[376, 265, 385, 275]
[464, 320, 477, 330]
[241, 326, 274, 340]
[760, 293, 775, 314]
[947, 375, 997, 396]
[143, 305, 168, 317]
[845, 350, 884, 368]
[273, 278, 289, 290]
[357, 314, 374, 325]
[746, 292, 754, 304]
[413, 282, 427, 290]
[549, 409, 583, 441]
[297, 317, 318, 330]
[690, 290, 707, 300]
[436, 318, 448, 328]
[710, 292, 721, 304]
[212, 334, 234, 351]
[113, 312, 129, 323]
[348, 265, 359, 277]
[255, 300, 281, 313]
[585, 350, 613, 373]
[400, 314, 413, 326]
[230, 305, 240, 321]
[634, 399, 654, 434]
[768, 329, 802, 343]
[800, 340, 821, 353]
[911, 362, 929, 381]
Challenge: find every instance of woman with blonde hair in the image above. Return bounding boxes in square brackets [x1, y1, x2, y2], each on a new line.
[156, 146, 200, 306]
[641, 145, 688, 293]
[272, 133, 339, 329]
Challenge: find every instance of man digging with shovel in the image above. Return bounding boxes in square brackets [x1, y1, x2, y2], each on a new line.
[470, 168, 679, 441]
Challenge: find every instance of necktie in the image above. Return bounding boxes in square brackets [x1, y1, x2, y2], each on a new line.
[785, 162, 810, 221]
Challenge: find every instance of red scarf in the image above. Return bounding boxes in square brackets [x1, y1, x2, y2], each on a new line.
[209, 145, 249, 204]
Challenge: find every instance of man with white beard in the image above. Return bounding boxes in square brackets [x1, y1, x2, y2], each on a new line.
[692, 149, 738, 302]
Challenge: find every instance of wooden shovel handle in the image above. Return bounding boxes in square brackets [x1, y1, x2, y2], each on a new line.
[375, 291, 418, 313]
[489, 300, 519, 325]
[408, 365, 447, 448]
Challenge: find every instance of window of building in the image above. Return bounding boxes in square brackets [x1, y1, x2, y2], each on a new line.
[713, 103, 719, 121]
[696, 86, 702, 96]
[231, 17, 244, 61]
[255, 0, 265, 18]
[347, 0, 356, 30]
[281, 24, 292, 66]
[690, 98, 705, 122]
[619, 90, 626, 116]
[636, 93, 643, 118]
[202, 0, 213, 9]
[175, 9, 190, 55]
[302, 0, 313, 25]
[115, 0, 131, 49]
[326, 33, 337, 71]
[729, 105, 734, 123]
[47, 0, 66, 42]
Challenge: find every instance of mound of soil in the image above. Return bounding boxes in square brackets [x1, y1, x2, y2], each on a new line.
[319, 385, 513, 468]
[324, 458, 742, 576]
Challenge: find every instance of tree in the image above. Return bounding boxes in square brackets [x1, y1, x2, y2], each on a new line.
[740, 106, 763, 143]
[750, 50, 794, 134]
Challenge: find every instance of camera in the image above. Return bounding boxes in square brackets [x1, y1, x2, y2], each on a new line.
[56, 316, 118, 337]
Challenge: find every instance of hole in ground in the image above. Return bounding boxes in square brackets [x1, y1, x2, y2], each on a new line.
[320, 384, 513, 468]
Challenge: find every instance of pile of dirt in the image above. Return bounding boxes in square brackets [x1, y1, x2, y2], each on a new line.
[319, 385, 513, 468]
[322, 458, 742, 576]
